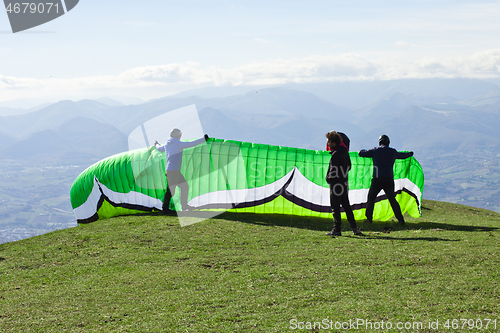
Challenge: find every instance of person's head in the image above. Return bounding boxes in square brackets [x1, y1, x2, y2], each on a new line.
[379, 134, 390, 146]
[338, 132, 350, 151]
[326, 131, 342, 149]
[170, 128, 182, 139]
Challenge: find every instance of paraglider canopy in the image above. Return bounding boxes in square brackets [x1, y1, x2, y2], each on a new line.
[70, 137, 424, 225]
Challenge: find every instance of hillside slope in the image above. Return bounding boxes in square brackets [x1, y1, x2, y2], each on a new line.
[0, 117, 128, 165]
[0, 200, 499, 332]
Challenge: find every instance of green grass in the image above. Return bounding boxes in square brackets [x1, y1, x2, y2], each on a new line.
[1, 200, 499, 332]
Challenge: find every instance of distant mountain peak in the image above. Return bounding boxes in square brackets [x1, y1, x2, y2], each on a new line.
[457, 87, 500, 107]
[94, 97, 125, 107]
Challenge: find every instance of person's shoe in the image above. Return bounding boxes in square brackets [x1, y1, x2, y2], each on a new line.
[325, 230, 342, 236]
[352, 229, 364, 236]
[364, 219, 372, 224]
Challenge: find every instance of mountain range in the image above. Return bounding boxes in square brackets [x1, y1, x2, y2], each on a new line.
[3, 78, 499, 157]
[1, 116, 128, 165]
[171, 78, 498, 108]
[1, 77, 500, 216]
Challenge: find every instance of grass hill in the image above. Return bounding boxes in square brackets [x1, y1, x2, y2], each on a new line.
[1, 200, 499, 332]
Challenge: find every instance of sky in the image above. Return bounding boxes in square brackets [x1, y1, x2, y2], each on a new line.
[1, 0, 500, 104]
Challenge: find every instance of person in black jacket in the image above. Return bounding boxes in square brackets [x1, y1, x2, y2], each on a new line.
[325, 131, 363, 236]
[359, 135, 414, 224]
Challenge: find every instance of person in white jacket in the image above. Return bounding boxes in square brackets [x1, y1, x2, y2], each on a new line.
[155, 128, 208, 212]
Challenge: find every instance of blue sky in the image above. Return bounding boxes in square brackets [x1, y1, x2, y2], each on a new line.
[1, 0, 500, 103]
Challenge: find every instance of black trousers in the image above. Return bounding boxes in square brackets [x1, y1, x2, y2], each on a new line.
[365, 178, 404, 222]
[163, 170, 189, 211]
[329, 182, 357, 232]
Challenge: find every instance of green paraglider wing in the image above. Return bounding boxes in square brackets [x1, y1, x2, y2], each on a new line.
[70, 138, 424, 223]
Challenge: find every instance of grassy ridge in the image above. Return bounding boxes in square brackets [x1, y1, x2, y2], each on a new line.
[1, 200, 499, 332]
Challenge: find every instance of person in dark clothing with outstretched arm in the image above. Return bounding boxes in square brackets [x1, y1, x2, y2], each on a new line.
[325, 131, 363, 237]
[359, 135, 413, 224]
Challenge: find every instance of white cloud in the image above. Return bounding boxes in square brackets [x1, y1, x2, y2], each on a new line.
[2, 48, 500, 101]
[393, 41, 411, 48]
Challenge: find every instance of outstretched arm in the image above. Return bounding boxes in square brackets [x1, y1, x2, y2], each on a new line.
[179, 136, 208, 149]
[396, 151, 413, 159]
[359, 148, 374, 157]
[154, 140, 165, 152]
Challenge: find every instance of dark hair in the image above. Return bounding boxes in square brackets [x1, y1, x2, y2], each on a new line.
[379, 134, 390, 146]
[338, 132, 350, 150]
[326, 131, 342, 145]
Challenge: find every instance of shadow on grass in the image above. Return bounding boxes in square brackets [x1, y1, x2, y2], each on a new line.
[203, 212, 498, 243]
[401, 221, 498, 232]
[343, 234, 461, 242]
[113, 210, 497, 243]
[215, 212, 332, 232]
